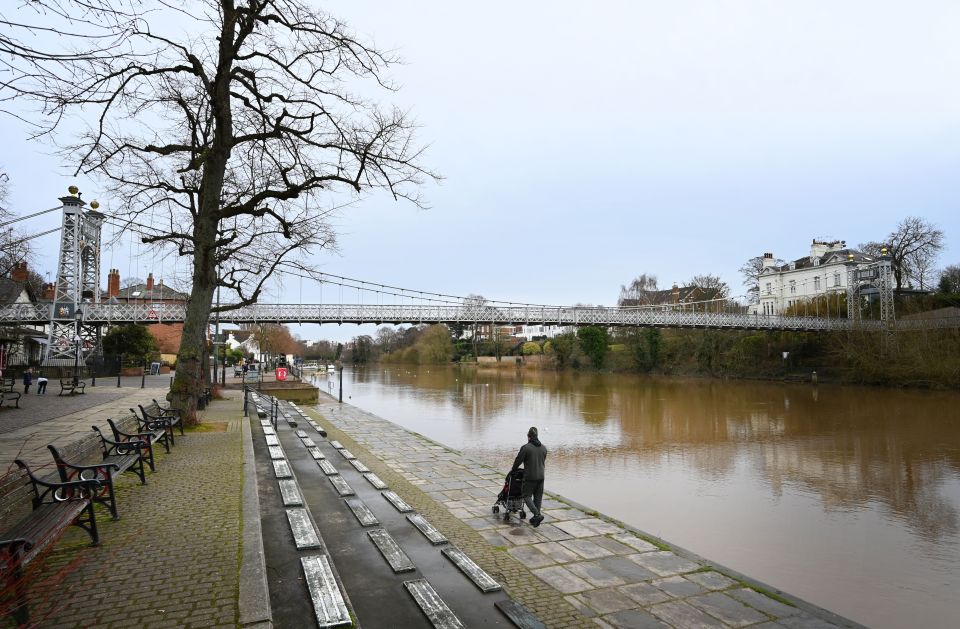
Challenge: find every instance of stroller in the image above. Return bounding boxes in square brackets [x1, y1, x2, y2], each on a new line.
[493, 468, 527, 521]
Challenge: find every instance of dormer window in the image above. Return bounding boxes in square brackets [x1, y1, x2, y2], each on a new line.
[813, 257, 820, 266]
[789, 262, 796, 270]
[131, 290, 142, 297]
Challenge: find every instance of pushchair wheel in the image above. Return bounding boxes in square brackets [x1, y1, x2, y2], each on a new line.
[520, 510, 526, 519]
[493, 506, 500, 513]
[503, 512, 510, 521]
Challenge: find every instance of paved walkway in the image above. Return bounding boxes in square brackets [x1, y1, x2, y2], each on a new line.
[312, 395, 861, 629]
[1, 390, 248, 628]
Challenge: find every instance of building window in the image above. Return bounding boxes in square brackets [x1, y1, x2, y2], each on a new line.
[765, 282, 772, 295]
[789, 280, 796, 294]
[814, 277, 821, 291]
[834, 272, 841, 287]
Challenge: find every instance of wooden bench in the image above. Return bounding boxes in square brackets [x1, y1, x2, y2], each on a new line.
[136, 403, 183, 446]
[58, 378, 86, 396]
[0, 461, 100, 624]
[0, 377, 21, 408]
[47, 428, 149, 521]
[109, 413, 168, 462]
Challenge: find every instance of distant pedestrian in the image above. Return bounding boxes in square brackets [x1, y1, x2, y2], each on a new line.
[22, 369, 33, 394]
[37, 376, 48, 394]
[510, 426, 548, 527]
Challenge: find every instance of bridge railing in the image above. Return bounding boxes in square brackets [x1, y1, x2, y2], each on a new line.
[0, 302, 956, 332]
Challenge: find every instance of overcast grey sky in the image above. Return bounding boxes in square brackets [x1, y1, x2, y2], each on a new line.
[3, 1, 959, 342]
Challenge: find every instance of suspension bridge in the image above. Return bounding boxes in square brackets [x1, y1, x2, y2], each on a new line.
[2, 189, 957, 365]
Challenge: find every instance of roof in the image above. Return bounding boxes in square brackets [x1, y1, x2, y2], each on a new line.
[109, 283, 190, 302]
[0, 278, 32, 303]
[766, 249, 875, 274]
[620, 285, 724, 307]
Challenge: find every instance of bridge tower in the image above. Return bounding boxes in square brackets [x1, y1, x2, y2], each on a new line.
[44, 188, 104, 365]
[846, 251, 895, 325]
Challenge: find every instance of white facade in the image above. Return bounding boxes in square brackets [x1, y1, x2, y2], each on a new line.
[512, 324, 575, 341]
[752, 240, 875, 316]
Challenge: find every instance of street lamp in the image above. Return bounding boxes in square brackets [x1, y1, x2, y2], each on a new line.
[73, 306, 83, 385]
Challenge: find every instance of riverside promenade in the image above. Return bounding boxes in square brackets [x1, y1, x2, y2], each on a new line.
[0, 375, 861, 628]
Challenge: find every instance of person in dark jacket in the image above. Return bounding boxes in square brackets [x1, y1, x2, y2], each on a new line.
[22, 369, 33, 395]
[510, 426, 548, 527]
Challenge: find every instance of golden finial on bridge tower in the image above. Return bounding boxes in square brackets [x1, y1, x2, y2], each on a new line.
[68, 185, 79, 196]
[90, 200, 100, 210]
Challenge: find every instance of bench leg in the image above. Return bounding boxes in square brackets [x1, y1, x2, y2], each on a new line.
[99, 476, 120, 520]
[132, 454, 146, 485]
[9, 561, 30, 626]
[73, 499, 100, 546]
[143, 442, 156, 472]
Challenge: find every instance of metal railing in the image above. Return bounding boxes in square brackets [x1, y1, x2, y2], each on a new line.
[0, 302, 956, 332]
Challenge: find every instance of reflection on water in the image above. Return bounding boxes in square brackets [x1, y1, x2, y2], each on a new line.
[335, 366, 960, 629]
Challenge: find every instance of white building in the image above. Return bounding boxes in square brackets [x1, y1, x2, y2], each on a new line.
[511, 324, 575, 342]
[753, 239, 876, 315]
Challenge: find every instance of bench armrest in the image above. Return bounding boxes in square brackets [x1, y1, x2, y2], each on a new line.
[14, 460, 102, 504]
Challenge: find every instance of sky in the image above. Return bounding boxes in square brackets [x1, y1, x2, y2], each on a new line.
[2, 1, 959, 343]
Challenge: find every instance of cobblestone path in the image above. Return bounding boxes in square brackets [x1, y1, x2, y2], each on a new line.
[2, 395, 244, 629]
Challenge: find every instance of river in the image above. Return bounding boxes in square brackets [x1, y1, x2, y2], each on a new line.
[316, 365, 959, 629]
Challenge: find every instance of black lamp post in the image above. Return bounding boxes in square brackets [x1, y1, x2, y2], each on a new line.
[73, 306, 83, 385]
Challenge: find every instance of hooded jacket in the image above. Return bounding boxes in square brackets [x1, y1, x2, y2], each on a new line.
[510, 437, 547, 481]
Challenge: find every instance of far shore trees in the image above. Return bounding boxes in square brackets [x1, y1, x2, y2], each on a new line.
[10, 1, 435, 421]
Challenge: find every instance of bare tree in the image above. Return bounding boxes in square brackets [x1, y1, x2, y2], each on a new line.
[618, 274, 658, 306]
[688, 274, 730, 298]
[17, 1, 435, 419]
[860, 217, 944, 290]
[938, 265, 960, 294]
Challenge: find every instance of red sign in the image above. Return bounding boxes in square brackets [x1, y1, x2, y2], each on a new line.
[275, 367, 287, 381]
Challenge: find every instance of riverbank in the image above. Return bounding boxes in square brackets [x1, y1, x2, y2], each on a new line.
[309, 393, 860, 628]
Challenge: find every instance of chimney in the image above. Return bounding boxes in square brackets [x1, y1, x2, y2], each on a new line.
[10, 261, 27, 283]
[671, 283, 680, 304]
[42, 282, 55, 300]
[146, 273, 154, 291]
[107, 269, 120, 298]
[761, 252, 776, 269]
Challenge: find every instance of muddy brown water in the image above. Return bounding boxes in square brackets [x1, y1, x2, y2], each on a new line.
[315, 366, 960, 629]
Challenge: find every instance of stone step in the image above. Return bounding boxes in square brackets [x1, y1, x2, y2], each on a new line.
[407, 514, 448, 545]
[295, 429, 308, 438]
[302, 437, 317, 448]
[273, 460, 292, 479]
[363, 473, 388, 490]
[382, 490, 413, 513]
[329, 475, 355, 497]
[265, 435, 280, 447]
[344, 498, 379, 527]
[441, 546, 502, 592]
[338, 449, 356, 460]
[262, 426, 277, 435]
[278, 479, 303, 506]
[368, 528, 416, 573]
[286, 508, 322, 550]
[494, 599, 546, 629]
[348, 459, 370, 473]
[329, 440, 344, 449]
[259, 419, 272, 427]
[268, 445, 285, 460]
[301, 555, 352, 628]
[403, 579, 465, 629]
[318, 459, 338, 475]
[306, 447, 325, 460]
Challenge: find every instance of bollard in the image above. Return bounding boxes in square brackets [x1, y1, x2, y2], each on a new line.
[117, 373, 121, 388]
[141, 370, 145, 389]
[243, 387, 249, 415]
[91, 373, 96, 387]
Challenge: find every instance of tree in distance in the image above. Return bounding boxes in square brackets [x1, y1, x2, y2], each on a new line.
[102, 324, 159, 366]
